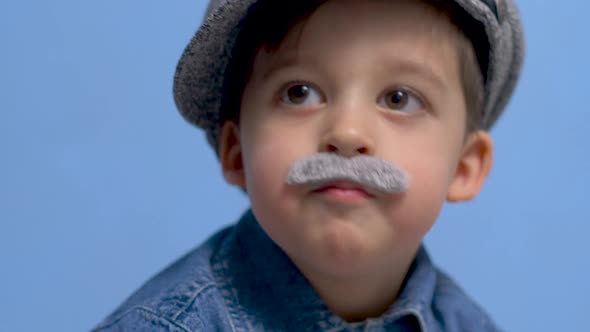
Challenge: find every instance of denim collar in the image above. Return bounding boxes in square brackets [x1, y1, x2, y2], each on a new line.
[211, 209, 439, 331]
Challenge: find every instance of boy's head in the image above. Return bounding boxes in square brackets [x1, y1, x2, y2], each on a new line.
[173, 0, 524, 318]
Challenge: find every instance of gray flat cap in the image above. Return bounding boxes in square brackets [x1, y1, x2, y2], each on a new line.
[173, 0, 525, 149]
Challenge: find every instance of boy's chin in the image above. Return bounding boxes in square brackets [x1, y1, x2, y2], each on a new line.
[254, 195, 426, 277]
[282, 214, 407, 278]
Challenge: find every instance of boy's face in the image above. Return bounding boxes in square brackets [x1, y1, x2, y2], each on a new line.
[220, 0, 493, 280]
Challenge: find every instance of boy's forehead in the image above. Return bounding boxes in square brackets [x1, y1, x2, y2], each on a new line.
[252, 50, 453, 95]
[250, 0, 461, 87]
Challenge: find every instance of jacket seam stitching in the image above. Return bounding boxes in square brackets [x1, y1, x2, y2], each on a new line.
[94, 306, 192, 332]
[171, 282, 217, 321]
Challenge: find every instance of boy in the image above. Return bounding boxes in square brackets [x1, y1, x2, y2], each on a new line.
[94, 0, 524, 330]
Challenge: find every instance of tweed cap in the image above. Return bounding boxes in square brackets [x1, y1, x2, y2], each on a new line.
[173, 0, 525, 148]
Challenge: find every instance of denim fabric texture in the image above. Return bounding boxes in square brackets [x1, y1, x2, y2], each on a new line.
[93, 210, 501, 331]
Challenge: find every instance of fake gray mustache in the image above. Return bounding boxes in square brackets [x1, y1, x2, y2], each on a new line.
[286, 153, 409, 193]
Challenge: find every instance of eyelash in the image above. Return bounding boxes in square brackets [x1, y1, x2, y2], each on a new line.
[278, 80, 323, 95]
[273, 81, 325, 109]
[379, 86, 428, 108]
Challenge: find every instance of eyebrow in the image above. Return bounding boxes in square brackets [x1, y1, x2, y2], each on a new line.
[258, 52, 450, 92]
[259, 53, 323, 82]
[378, 58, 450, 92]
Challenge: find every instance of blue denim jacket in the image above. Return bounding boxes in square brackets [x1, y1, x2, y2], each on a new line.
[93, 210, 501, 331]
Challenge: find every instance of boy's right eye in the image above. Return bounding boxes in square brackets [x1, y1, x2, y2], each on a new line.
[279, 82, 323, 107]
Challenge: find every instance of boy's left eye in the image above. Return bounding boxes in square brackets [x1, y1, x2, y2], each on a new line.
[279, 82, 323, 107]
[378, 89, 424, 113]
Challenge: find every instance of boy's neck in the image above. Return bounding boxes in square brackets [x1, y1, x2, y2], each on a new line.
[294, 250, 417, 322]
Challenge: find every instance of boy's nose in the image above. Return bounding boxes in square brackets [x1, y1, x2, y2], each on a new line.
[319, 112, 375, 157]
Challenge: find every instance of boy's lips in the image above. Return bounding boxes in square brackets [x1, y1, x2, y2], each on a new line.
[311, 181, 374, 202]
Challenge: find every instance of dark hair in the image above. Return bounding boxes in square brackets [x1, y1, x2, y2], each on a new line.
[430, 0, 488, 133]
[220, 0, 488, 133]
[219, 0, 326, 126]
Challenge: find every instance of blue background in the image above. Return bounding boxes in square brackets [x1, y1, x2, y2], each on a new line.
[1, 0, 588, 331]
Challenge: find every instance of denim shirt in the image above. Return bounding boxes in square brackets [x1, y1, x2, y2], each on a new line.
[93, 210, 501, 332]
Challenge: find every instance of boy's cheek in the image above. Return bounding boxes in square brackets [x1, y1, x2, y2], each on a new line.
[241, 120, 315, 186]
[386, 153, 457, 230]
[241, 136, 297, 196]
[393, 184, 447, 236]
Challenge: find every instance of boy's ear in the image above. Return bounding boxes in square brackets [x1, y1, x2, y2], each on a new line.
[218, 121, 246, 190]
[447, 130, 494, 202]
